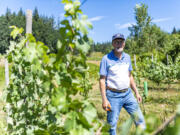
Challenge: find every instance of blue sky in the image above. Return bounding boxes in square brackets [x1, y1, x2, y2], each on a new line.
[0, 0, 180, 43]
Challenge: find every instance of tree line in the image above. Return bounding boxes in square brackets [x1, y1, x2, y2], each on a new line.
[0, 8, 60, 54]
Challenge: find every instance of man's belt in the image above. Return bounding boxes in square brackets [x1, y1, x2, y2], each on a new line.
[106, 86, 129, 93]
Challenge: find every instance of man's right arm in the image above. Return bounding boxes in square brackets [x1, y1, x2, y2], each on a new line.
[99, 75, 111, 111]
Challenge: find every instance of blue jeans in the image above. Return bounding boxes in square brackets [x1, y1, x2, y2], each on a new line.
[106, 88, 145, 135]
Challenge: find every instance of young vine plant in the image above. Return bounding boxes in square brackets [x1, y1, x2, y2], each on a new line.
[4, 0, 109, 135]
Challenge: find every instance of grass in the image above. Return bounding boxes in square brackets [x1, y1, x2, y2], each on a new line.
[87, 63, 100, 80]
[0, 64, 5, 90]
[87, 52, 104, 61]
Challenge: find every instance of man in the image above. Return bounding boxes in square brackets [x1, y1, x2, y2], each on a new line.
[99, 33, 146, 135]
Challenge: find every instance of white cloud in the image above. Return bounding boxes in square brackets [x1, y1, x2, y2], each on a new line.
[135, 4, 141, 9]
[152, 17, 172, 23]
[115, 17, 172, 30]
[89, 31, 95, 35]
[88, 16, 105, 22]
[115, 22, 135, 30]
[59, 13, 65, 19]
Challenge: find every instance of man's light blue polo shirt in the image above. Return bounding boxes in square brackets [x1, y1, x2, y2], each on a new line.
[99, 50, 133, 90]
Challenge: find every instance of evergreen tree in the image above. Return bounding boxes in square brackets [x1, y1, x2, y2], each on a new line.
[32, 8, 60, 53]
[172, 27, 177, 34]
[0, 8, 13, 54]
[0, 8, 60, 54]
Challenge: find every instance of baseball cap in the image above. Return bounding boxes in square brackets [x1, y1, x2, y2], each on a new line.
[112, 33, 125, 41]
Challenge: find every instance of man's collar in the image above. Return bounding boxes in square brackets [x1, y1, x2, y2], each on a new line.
[111, 50, 125, 60]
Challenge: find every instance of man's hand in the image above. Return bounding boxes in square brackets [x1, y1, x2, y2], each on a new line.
[136, 92, 142, 103]
[130, 73, 142, 103]
[99, 75, 111, 111]
[102, 99, 111, 111]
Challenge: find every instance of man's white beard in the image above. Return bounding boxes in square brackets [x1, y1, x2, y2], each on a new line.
[115, 47, 123, 53]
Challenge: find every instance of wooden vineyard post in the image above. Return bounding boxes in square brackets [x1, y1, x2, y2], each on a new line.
[134, 54, 136, 69]
[26, 9, 32, 34]
[26, 9, 32, 47]
[5, 59, 9, 86]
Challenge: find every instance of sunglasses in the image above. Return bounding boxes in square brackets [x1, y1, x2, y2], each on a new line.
[113, 40, 124, 45]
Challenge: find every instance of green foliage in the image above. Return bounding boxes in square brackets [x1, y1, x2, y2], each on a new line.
[141, 57, 178, 85]
[9, 26, 24, 39]
[131, 55, 179, 87]
[87, 63, 99, 80]
[0, 9, 12, 54]
[166, 34, 180, 63]
[0, 63, 5, 91]
[4, 0, 109, 135]
[176, 56, 180, 79]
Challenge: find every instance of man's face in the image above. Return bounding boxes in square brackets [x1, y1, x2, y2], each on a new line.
[112, 39, 125, 53]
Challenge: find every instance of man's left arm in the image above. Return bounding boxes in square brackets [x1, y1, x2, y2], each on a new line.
[129, 72, 142, 103]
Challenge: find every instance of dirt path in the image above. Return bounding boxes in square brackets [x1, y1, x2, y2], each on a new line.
[87, 60, 100, 66]
[0, 58, 5, 66]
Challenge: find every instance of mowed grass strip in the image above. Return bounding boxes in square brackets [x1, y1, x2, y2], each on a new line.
[87, 52, 104, 61]
[0, 64, 5, 91]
